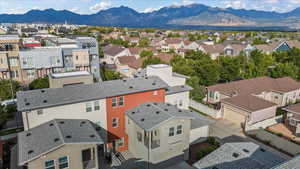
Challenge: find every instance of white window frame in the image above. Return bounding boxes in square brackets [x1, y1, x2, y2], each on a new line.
[169, 127, 175, 137]
[153, 91, 158, 95]
[94, 101, 100, 111]
[45, 159, 55, 169]
[37, 109, 44, 115]
[116, 137, 124, 147]
[176, 125, 183, 135]
[118, 96, 124, 106]
[58, 156, 69, 169]
[86, 102, 92, 112]
[112, 97, 117, 107]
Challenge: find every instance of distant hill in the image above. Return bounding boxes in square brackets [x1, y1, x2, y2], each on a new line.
[1, 4, 300, 29]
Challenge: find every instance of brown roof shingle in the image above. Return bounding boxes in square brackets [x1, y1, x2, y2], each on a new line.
[222, 94, 277, 112]
[207, 76, 300, 96]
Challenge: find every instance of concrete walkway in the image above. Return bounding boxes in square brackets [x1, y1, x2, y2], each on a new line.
[209, 119, 292, 160]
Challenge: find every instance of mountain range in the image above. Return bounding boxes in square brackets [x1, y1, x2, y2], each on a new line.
[1, 4, 300, 30]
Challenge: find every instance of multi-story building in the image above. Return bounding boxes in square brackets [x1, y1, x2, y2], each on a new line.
[17, 71, 194, 152]
[0, 35, 101, 83]
[14, 119, 104, 169]
[126, 102, 212, 168]
[0, 35, 22, 81]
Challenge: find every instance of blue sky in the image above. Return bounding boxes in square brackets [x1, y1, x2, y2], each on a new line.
[0, 0, 299, 14]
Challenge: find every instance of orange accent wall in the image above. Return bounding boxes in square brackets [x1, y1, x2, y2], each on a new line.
[106, 89, 165, 152]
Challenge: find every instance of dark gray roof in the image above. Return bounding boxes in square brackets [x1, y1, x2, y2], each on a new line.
[17, 76, 168, 111]
[271, 156, 300, 169]
[18, 119, 103, 165]
[126, 102, 213, 131]
[193, 142, 286, 169]
[166, 85, 193, 95]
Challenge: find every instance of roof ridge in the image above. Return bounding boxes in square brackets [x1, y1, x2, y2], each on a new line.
[53, 119, 65, 144]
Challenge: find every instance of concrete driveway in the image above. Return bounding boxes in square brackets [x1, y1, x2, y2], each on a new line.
[209, 119, 291, 160]
[210, 119, 244, 140]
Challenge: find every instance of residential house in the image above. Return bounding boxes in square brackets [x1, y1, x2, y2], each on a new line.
[180, 40, 201, 50]
[19, 47, 64, 83]
[193, 142, 286, 169]
[221, 94, 277, 126]
[161, 38, 183, 52]
[126, 102, 213, 168]
[116, 56, 142, 77]
[128, 47, 142, 59]
[102, 45, 130, 64]
[283, 104, 300, 137]
[255, 40, 300, 54]
[144, 64, 191, 109]
[206, 77, 300, 124]
[49, 71, 94, 88]
[0, 35, 22, 81]
[15, 119, 104, 169]
[200, 44, 225, 60]
[223, 44, 249, 57]
[17, 70, 193, 153]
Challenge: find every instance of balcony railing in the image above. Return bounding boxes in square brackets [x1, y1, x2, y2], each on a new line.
[82, 160, 96, 169]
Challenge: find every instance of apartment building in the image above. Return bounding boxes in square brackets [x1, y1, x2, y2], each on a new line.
[126, 102, 213, 168]
[0, 35, 22, 81]
[14, 119, 104, 169]
[137, 64, 192, 109]
[19, 47, 64, 83]
[17, 74, 193, 152]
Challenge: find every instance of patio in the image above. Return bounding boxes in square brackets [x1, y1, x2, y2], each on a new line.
[268, 123, 300, 142]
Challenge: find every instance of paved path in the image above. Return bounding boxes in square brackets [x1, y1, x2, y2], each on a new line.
[210, 119, 292, 160]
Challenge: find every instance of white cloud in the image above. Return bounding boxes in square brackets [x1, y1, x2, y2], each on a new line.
[172, 0, 195, 7]
[70, 6, 80, 13]
[224, 0, 246, 9]
[142, 6, 163, 13]
[89, 1, 112, 12]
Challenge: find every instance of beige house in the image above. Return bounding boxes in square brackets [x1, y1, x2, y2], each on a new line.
[72, 49, 90, 67]
[207, 77, 300, 107]
[15, 119, 104, 169]
[221, 94, 277, 126]
[49, 71, 94, 88]
[0, 35, 22, 82]
[206, 76, 300, 125]
[125, 102, 213, 168]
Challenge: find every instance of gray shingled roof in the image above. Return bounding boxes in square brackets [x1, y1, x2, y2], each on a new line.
[126, 102, 214, 131]
[18, 119, 104, 166]
[166, 85, 193, 95]
[17, 76, 168, 111]
[193, 142, 286, 169]
[271, 155, 300, 169]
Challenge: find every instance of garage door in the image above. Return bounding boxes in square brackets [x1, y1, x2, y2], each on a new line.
[224, 106, 246, 125]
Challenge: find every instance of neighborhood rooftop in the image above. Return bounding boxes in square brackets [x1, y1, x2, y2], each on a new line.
[283, 103, 300, 114]
[18, 119, 103, 166]
[50, 71, 91, 78]
[271, 155, 300, 169]
[17, 76, 169, 111]
[126, 102, 214, 131]
[207, 76, 300, 96]
[193, 142, 286, 169]
[221, 94, 277, 112]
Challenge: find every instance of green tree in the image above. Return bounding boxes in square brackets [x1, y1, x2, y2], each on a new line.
[185, 50, 210, 60]
[142, 57, 165, 68]
[187, 76, 206, 102]
[29, 77, 49, 90]
[0, 80, 20, 100]
[0, 104, 16, 128]
[193, 58, 220, 86]
[103, 69, 122, 81]
[218, 56, 242, 82]
[138, 38, 149, 47]
[269, 62, 299, 80]
[140, 50, 153, 58]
